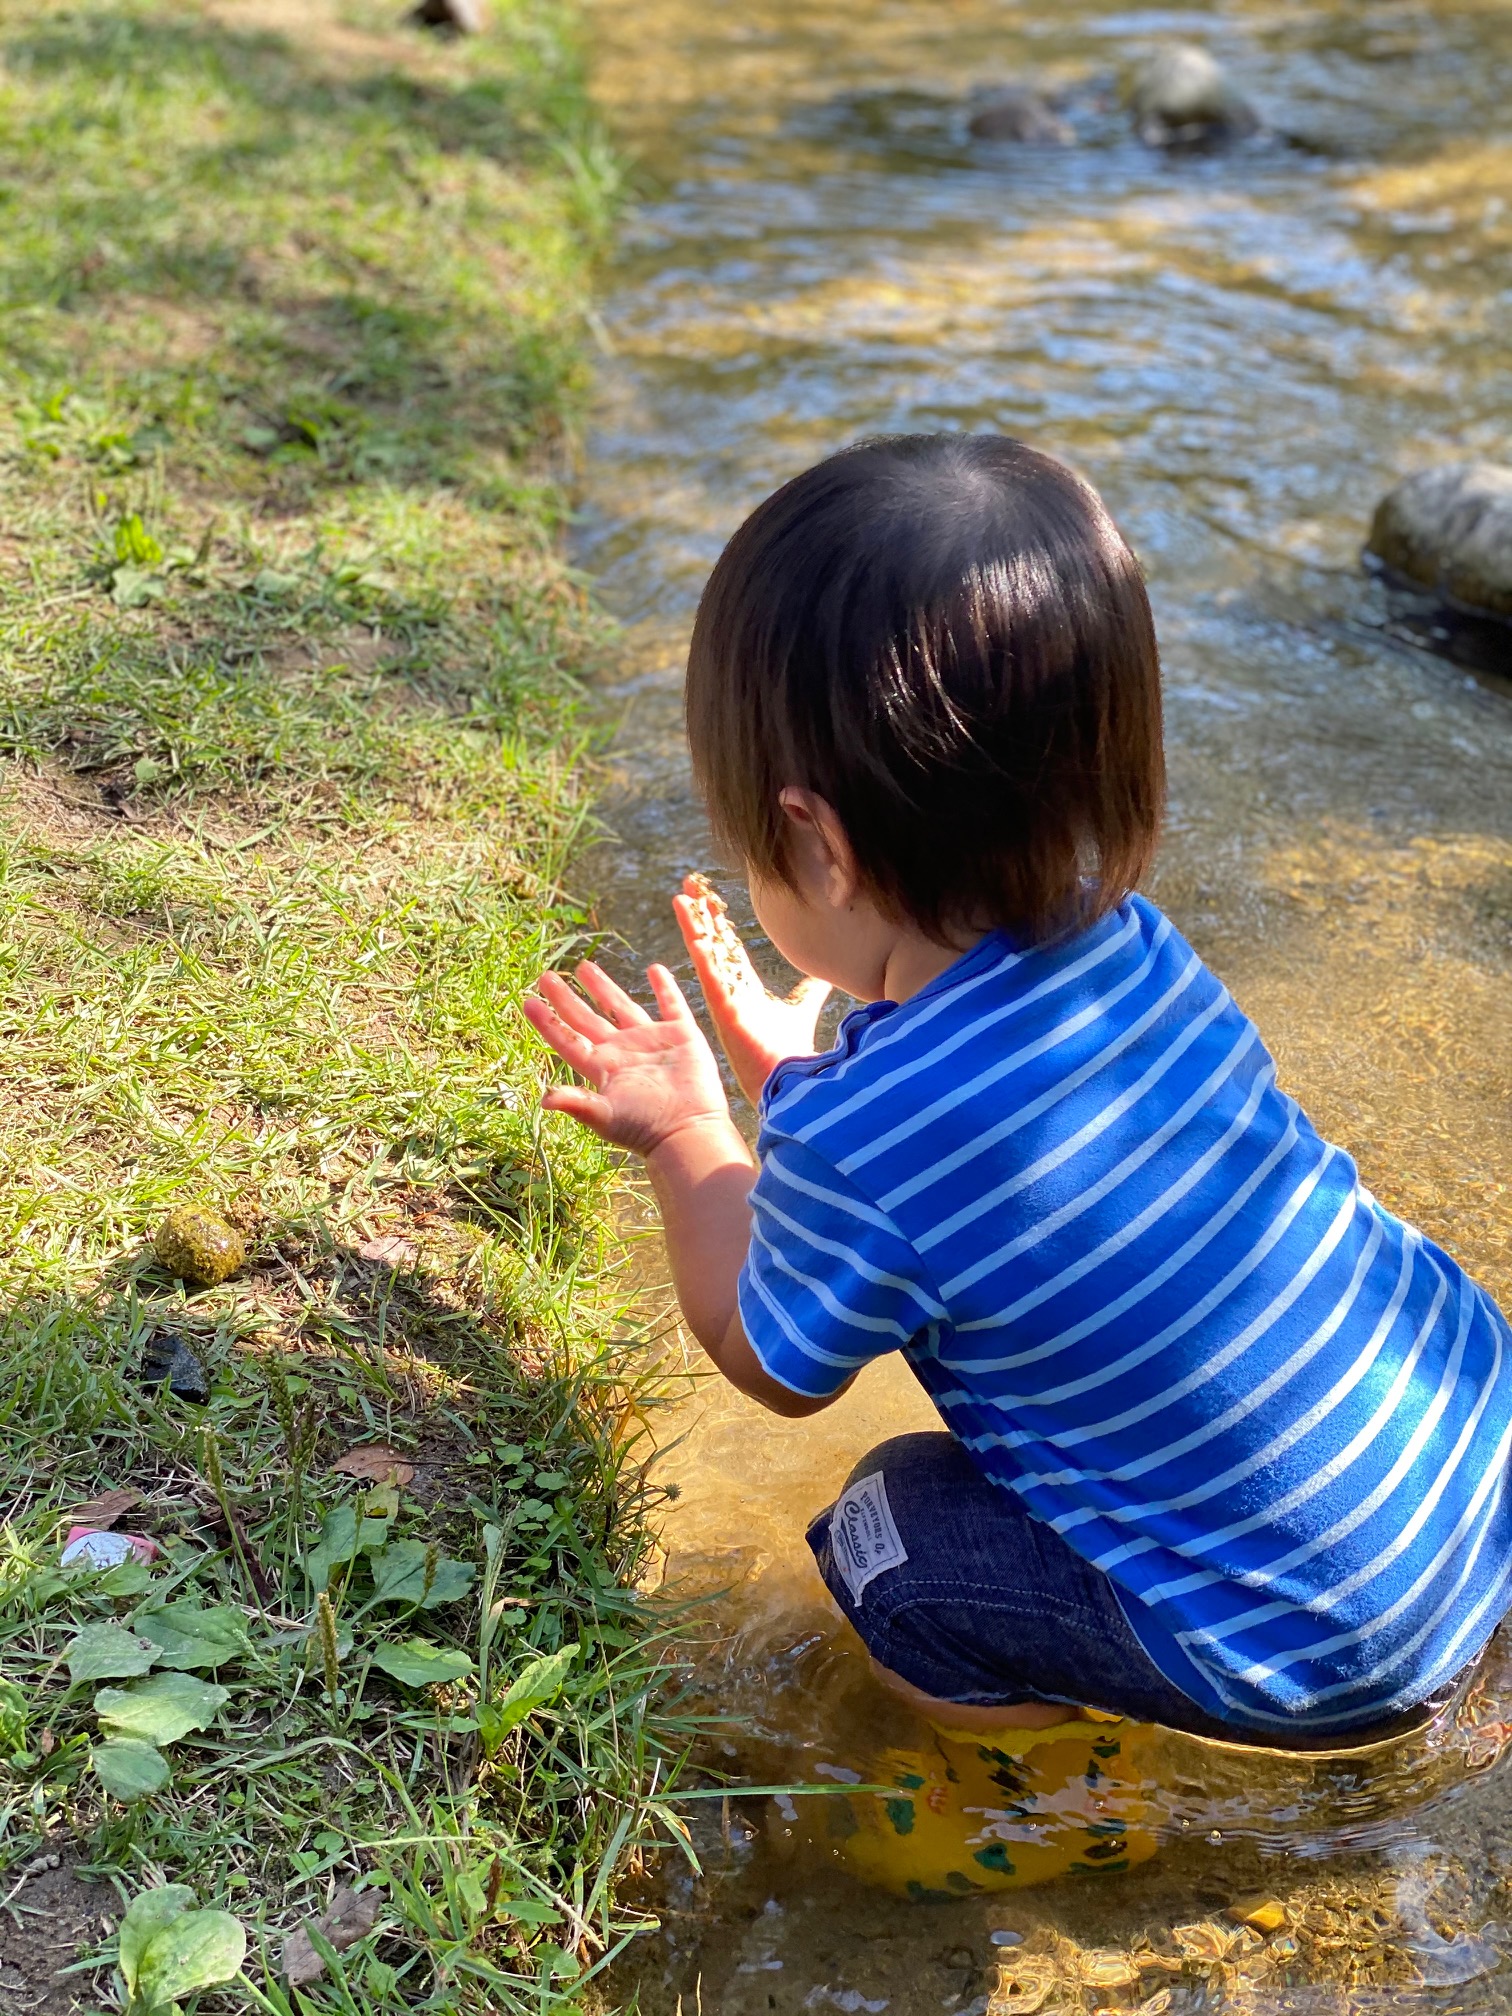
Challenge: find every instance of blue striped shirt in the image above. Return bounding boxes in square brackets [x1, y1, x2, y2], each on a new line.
[738, 896, 1512, 1734]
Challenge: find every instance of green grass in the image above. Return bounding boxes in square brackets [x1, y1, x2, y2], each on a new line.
[0, 3, 693, 2010]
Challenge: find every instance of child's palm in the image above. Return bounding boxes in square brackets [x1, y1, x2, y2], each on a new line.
[522, 962, 729, 1157]
[675, 879, 831, 1106]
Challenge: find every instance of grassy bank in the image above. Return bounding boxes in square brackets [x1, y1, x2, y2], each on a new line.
[0, 2, 687, 2010]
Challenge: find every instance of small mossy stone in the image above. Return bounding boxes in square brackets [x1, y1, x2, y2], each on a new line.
[153, 1207, 245, 1287]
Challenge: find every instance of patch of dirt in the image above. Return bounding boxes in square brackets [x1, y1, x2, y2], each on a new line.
[0, 761, 147, 849]
[0, 1853, 116, 2016]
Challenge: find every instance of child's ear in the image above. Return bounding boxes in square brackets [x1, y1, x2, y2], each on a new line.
[777, 788, 860, 909]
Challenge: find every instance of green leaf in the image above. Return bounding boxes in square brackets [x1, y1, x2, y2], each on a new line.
[368, 1539, 475, 1610]
[134, 1908, 246, 2010]
[370, 1638, 474, 1690]
[304, 1505, 356, 1585]
[110, 564, 164, 608]
[500, 1895, 563, 1928]
[304, 1504, 364, 1586]
[119, 1885, 195, 1998]
[66, 1622, 156, 1684]
[96, 1672, 229, 1745]
[489, 1644, 578, 1737]
[93, 1738, 170, 1803]
[98, 1556, 153, 1599]
[114, 512, 164, 566]
[135, 1602, 249, 1672]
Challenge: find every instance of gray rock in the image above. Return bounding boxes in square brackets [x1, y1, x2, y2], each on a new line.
[1367, 463, 1512, 620]
[968, 88, 1073, 145]
[409, 0, 487, 32]
[140, 1331, 210, 1405]
[1129, 45, 1258, 147]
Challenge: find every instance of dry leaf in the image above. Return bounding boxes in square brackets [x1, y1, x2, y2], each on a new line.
[356, 1235, 417, 1269]
[282, 1885, 382, 1987]
[67, 1488, 142, 1531]
[331, 1444, 416, 1487]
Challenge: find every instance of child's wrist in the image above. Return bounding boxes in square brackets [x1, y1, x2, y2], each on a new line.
[644, 1109, 751, 1177]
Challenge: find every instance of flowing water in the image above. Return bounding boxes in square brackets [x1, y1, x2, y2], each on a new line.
[573, 1, 1512, 2005]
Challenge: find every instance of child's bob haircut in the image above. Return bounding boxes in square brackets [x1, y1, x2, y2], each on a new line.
[685, 433, 1165, 946]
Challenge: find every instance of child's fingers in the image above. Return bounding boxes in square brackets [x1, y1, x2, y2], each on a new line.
[541, 1084, 616, 1133]
[521, 993, 602, 1081]
[646, 962, 697, 1025]
[536, 970, 617, 1044]
[672, 891, 715, 954]
[576, 960, 651, 1029]
[674, 895, 756, 1004]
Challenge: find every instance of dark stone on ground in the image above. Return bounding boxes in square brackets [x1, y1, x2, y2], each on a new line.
[408, 0, 487, 32]
[140, 1331, 211, 1405]
[968, 87, 1073, 144]
[1367, 463, 1512, 622]
[1128, 45, 1258, 148]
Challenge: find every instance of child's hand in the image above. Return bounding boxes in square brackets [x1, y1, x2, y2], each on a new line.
[522, 960, 732, 1158]
[674, 876, 832, 1107]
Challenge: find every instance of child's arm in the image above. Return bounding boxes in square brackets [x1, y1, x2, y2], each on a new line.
[521, 960, 843, 1419]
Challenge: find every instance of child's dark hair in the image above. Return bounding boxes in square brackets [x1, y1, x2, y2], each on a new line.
[685, 433, 1165, 945]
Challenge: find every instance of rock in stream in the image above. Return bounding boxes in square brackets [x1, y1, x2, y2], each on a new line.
[968, 87, 1073, 144]
[1367, 464, 1512, 622]
[1129, 45, 1258, 148]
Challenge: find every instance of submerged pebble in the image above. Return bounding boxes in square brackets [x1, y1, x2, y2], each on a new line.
[968, 87, 1072, 144]
[1128, 45, 1258, 147]
[1367, 463, 1512, 621]
[152, 1204, 246, 1286]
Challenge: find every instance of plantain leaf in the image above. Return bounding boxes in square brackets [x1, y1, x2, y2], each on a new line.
[118, 1884, 194, 1998]
[134, 1907, 246, 2009]
[92, 1738, 170, 1803]
[370, 1638, 474, 1690]
[368, 1538, 474, 1609]
[303, 1504, 358, 1586]
[134, 1602, 249, 1672]
[96, 1672, 229, 1745]
[66, 1622, 156, 1684]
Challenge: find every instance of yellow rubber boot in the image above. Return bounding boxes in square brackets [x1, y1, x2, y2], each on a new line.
[795, 1714, 1159, 1899]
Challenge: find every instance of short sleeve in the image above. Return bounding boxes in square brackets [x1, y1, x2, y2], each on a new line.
[738, 1134, 946, 1399]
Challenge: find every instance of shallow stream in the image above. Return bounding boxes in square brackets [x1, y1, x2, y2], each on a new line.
[575, 1, 1512, 2006]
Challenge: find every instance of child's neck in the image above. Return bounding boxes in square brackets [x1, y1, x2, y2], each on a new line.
[880, 926, 988, 1006]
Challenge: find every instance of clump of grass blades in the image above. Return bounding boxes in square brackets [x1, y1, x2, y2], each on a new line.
[0, 0, 692, 2010]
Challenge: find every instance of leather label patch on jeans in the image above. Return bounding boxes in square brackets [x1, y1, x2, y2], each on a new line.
[830, 1470, 908, 1606]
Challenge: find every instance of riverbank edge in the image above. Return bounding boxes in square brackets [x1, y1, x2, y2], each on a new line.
[0, 3, 689, 2012]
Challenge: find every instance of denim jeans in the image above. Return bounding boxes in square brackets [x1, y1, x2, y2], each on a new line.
[807, 1432, 1452, 1750]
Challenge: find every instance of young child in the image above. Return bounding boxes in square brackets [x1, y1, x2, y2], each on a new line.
[524, 433, 1512, 1749]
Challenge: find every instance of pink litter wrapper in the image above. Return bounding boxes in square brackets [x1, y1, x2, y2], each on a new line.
[61, 1527, 159, 1570]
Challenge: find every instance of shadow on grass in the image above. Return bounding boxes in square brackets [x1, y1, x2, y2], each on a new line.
[4, 10, 541, 163]
[0, 3, 602, 520]
[1, 1218, 647, 1599]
